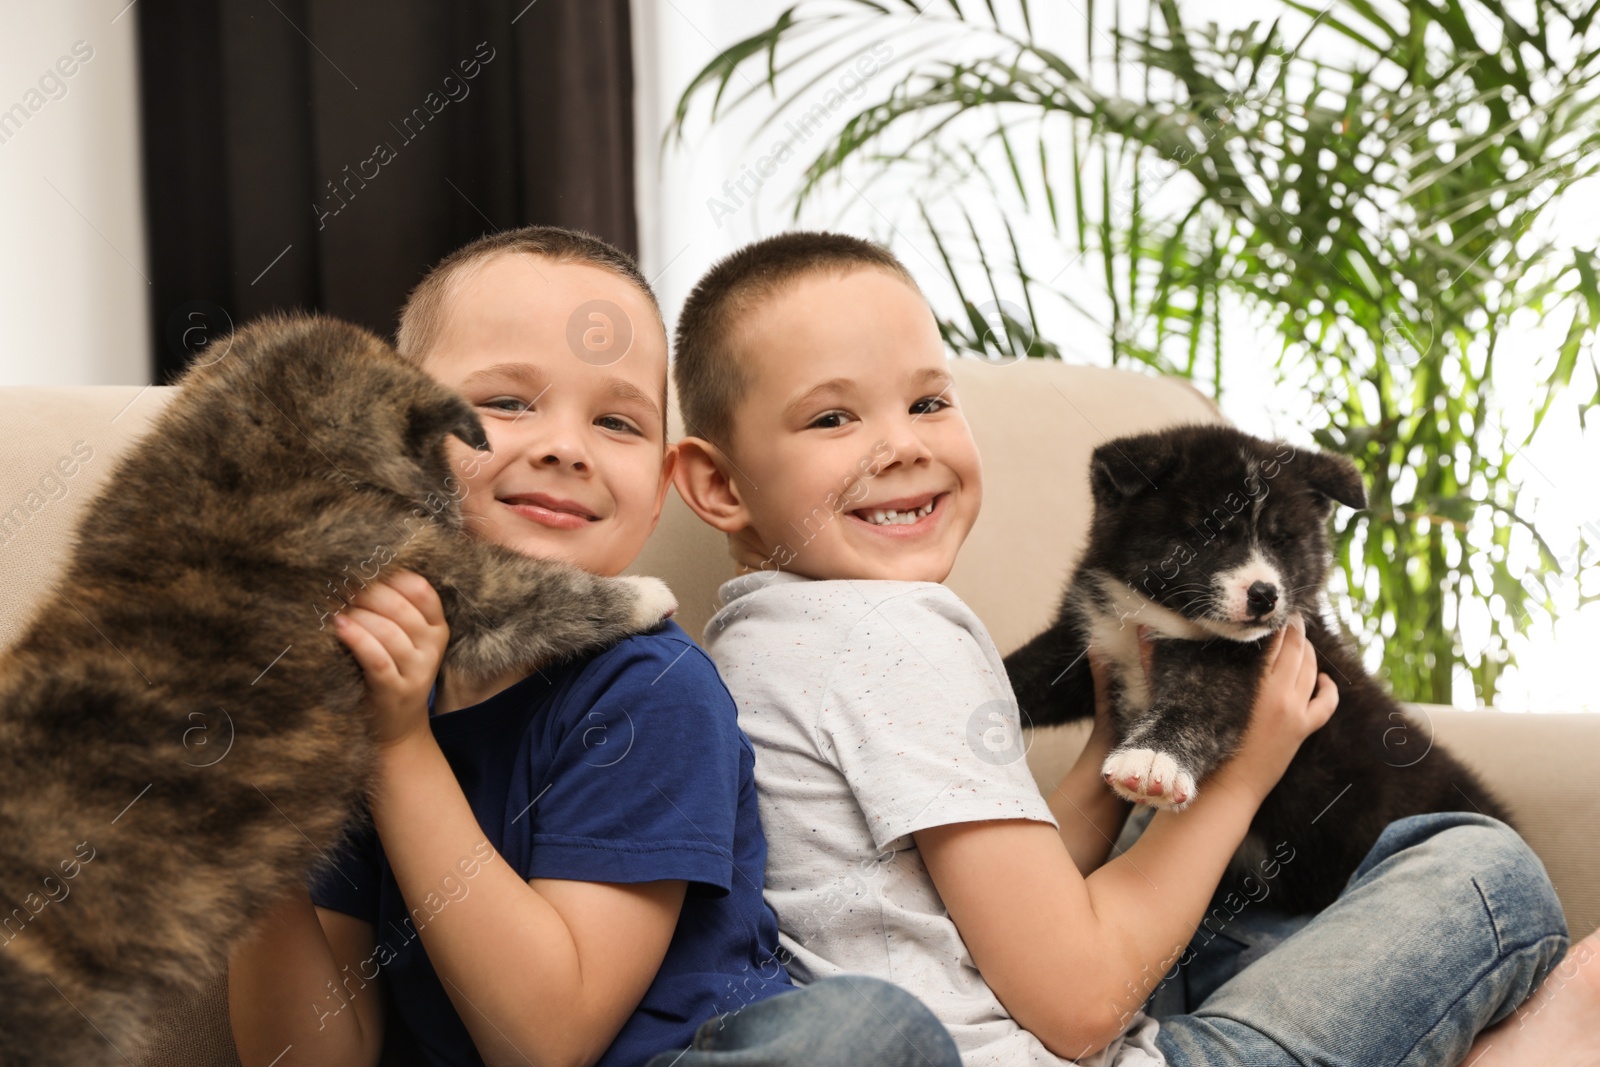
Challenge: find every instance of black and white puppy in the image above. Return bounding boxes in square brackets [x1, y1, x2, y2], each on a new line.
[1005, 424, 1511, 913]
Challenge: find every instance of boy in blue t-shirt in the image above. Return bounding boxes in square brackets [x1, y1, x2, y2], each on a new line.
[226, 227, 960, 1067]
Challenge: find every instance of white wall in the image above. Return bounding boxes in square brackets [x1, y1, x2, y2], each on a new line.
[0, 1, 149, 386]
[630, 0, 996, 330]
[630, 0, 804, 324]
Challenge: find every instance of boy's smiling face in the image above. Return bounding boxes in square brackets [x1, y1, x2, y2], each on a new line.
[720, 267, 982, 583]
[422, 253, 674, 577]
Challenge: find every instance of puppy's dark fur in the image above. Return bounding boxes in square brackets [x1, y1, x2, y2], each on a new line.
[1006, 424, 1510, 914]
[0, 314, 675, 1065]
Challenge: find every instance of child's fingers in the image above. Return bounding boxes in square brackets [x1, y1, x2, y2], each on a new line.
[1286, 615, 1309, 673]
[1266, 613, 1298, 666]
[346, 577, 419, 624]
[1264, 629, 1287, 666]
[332, 615, 400, 680]
[337, 605, 413, 666]
[1296, 627, 1321, 700]
[386, 569, 447, 628]
[347, 575, 442, 648]
[1308, 672, 1340, 725]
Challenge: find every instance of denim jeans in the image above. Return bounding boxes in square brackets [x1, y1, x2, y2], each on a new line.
[1149, 812, 1570, 1066]
[642, 974, 962, 1067]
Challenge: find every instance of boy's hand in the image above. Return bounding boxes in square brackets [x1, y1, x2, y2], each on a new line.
[331, 569, 450, 750]
[1211, 613, 1339, 804]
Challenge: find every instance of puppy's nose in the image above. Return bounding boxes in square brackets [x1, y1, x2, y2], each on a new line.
[1246, 581, 1278, 615]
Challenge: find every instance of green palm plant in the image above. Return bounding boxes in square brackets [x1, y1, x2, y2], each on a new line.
[670, 0, 1600, 706]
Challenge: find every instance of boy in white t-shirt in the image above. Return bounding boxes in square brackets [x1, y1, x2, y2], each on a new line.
[670, 231, 1592, 1066]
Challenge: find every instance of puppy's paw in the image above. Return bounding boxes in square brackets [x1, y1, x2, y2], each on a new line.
[1101, 748, 1198, 810]
[617, 576, 677, 629]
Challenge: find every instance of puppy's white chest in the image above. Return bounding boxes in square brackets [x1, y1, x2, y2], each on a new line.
[1082, 576, 1208, 713]
[1086, 611, 1153, 712]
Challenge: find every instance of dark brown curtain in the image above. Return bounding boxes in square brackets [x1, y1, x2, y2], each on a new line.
[137, 0, 637, 383]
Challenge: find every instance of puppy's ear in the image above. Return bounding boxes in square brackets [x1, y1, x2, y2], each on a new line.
[408, 392, 488, 457]
[1303, 449, 1366, 510]
[1090, 434, 1181, 504]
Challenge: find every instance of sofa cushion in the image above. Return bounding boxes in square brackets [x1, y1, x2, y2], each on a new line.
[2, 361, 1594, 1067]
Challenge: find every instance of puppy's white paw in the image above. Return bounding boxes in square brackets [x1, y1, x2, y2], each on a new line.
[618, 576, 677, 629]
[1101, 747, 1198, 810]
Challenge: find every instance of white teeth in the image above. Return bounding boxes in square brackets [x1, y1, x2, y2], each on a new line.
[859, 499, 936, 526]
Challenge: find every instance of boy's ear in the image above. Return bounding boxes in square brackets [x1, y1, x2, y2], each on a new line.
[673, 437, 751, 534]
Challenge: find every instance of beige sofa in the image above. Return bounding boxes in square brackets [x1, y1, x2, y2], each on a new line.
[2, 360, 1595, 1066]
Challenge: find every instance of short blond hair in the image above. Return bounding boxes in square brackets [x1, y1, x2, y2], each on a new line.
[396, 226, 662, 361]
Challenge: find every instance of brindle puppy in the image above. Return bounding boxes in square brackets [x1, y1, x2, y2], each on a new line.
[1006, 424, 1509, 914]
[0, 314, 675, 1065]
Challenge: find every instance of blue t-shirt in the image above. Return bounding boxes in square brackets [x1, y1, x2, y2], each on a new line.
[308, 620, 792, 1067]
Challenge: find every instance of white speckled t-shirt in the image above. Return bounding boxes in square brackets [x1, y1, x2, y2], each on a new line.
[703, 570, 1165, 1067]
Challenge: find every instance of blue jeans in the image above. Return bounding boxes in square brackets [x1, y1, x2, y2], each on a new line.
[1149, 812, 1570, 1066]
[642, 974, 961, 1067]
